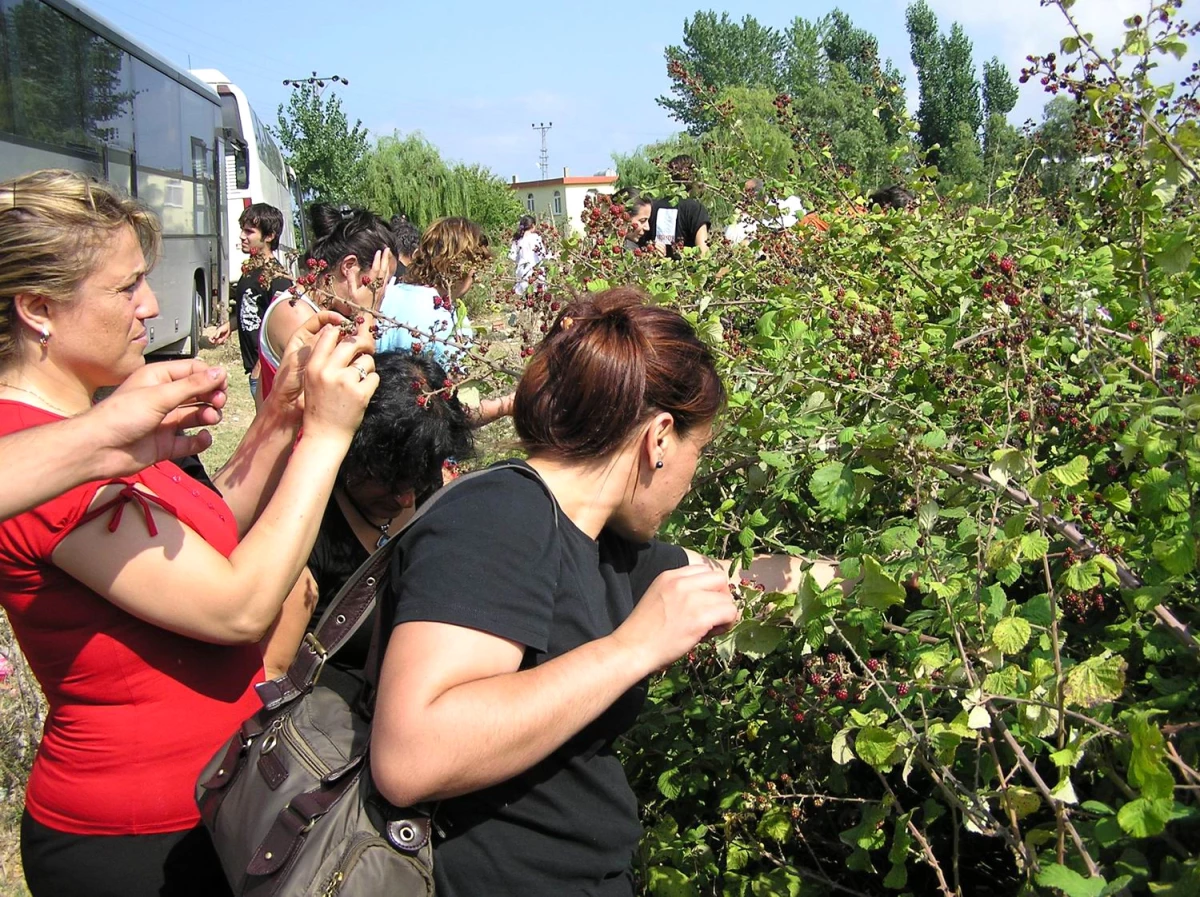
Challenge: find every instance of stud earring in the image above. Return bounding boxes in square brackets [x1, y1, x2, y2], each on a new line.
[38, 326, 49, 346]
[655, 460, 664, 469]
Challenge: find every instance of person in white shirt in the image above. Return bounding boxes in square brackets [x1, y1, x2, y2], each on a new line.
[724, 179, 806, 244]
[509, 216, 546, 295]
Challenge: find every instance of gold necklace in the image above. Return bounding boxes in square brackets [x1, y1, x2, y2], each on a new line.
[0, 383, 79, 417]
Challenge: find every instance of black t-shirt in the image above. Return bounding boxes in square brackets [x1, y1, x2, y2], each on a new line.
[645, 198, 711, 254]
[232, 268, 292, 374]
[384, 462, 687, 897]
[306, 498, 372, 672]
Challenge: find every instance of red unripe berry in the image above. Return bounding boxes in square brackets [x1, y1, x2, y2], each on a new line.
[1128, 321, 1140, 332]
[361, 275, 372, 287]
[1155, 313, 1165, 324]
[897, 683, 910, 696]
[793, 712, 805, 723]
[866, 658, 880, 672]
[411, 341, 423, 354]
[825, 652, 839, 664]
[835, 689, 849, 702]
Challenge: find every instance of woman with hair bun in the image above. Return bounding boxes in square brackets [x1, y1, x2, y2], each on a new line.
[258, 206, 395, 400]
[370, 286, 824, 896]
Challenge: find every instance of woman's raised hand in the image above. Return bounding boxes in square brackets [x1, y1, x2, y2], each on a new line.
[350, 248, 396, 313]
[609, 564, 739, 674]
[299, 322, 378, 444]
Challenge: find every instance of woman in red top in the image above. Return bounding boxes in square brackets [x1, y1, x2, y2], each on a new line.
[0, 170, 387, 897]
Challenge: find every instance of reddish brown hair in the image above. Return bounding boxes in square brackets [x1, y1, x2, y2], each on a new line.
[513, 286, 725, 460]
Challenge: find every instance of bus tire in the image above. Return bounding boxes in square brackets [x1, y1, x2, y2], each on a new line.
[188, 285, 204, 356]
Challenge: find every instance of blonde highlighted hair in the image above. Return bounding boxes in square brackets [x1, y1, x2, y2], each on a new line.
[401, 217, 491, 296]
[0, 169, 160, 361]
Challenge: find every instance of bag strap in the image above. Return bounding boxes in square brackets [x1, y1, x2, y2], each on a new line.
[256, 462, 556, 711]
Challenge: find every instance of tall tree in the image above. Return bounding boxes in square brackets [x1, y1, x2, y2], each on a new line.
[982, 57, 1018, 120]
[274, 82, 369, 206]
[905, 1, 982, 164]
[360, 132, 520, 237]
[658, 12, 785, 134]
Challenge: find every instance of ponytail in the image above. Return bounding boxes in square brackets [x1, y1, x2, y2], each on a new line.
[513, 286, 724, 460]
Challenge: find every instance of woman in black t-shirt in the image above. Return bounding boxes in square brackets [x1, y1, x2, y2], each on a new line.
[371, 287, 827, 897]
[260, 351, 478, 677]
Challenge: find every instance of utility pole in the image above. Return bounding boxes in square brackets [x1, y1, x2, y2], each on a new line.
[531, 122, 552, 179]
[283, 71, 349, 100]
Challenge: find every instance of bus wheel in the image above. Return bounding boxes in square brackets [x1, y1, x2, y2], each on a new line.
[189, 286, 204, 356]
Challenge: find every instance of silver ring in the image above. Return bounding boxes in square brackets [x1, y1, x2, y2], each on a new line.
[353, 362, 367, 382]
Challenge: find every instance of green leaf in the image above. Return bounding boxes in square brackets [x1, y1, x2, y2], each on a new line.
[657, 767, 683, 800]
[733, 621, 786, 659]
[854, 726, 899, 770]
[1155, 229, 1194, 275]
[1001, 786, 1041, 819]
[992, 617, 1032, 654]
[1021, 533, 1050, 561]
[1103, 484, 1132, 512]
[859, 556, 906, 610]
[646, 865, 697, 897]
[1050, 455, 1090, 487]
[1035, 864, 1106, 897]
[1153, 534, 1196, 576]
[1063, 654, 1127, 708]
[1117, 796, 1173, 838]
[1064, 561, 1101, 591]
[809, 461, 854, 517]
[831, 728, 854, 765]
[738, 527, 756, 550]
[756, 807, 792, 843]
[918, 501, 939, 532]
[921, 428, 947, 449]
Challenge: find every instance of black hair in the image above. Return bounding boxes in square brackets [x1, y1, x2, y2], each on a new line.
[512, 215, 536, 244]
[667, 154, 698, 187]
[238, 203, 284, 251]
[337, 352, 475, 506]
[613, 188, 651, 212]
[306, 206, 392, 273]
[869, 185, 917, 211]
[389, 215, 420, 259]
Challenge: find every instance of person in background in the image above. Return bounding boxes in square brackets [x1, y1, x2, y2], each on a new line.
[376, 217, 490, 367]
[262, 351, 478, 678]
[868, 184, 918, 211]
[258, 205, 395, 401]
[231, 203, 292, 408]
[0, 169, 378, 897]
[0, 357, 228, 522]
[618, 192, 653, 253]
[641, 154, 712, 258]
[509, 215, 545, 295]
[724, 179, 806, 245]
[390, 214, 420, 279]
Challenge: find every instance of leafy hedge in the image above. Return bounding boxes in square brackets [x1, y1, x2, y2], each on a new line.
[483, 4, 1200, 895]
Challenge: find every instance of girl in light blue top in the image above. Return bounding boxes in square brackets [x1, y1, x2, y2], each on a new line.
[376, 217, 490, 367]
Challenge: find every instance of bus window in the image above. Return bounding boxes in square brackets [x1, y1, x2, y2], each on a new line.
[232, 140, 248, 190]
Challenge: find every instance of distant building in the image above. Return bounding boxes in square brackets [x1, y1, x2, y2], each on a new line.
[510, 167, 618, 235]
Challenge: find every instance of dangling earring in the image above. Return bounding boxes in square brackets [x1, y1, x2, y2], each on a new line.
[655, 460, 664, 469]
[38, 326, 49, 347]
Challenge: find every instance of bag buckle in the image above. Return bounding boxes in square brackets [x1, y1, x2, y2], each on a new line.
[304, 631, 329, 686]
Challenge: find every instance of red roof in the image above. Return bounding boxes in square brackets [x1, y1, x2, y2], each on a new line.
[510, 175, 618, 189]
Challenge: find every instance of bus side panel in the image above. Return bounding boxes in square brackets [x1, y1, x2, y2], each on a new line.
[143, 235, 211, 354]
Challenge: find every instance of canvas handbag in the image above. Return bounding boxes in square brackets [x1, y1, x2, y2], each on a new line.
[196, 463, 552, 897]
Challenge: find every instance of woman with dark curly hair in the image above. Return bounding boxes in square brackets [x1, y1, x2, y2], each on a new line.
[261, 350, 482, 676]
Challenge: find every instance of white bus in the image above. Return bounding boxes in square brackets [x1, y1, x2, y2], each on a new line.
[191, 70, 306, 277]
[0, 0, 226, 355]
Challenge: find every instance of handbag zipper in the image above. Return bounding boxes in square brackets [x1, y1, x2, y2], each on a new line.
[320, 833, 376, 897]
[279, 716, 332, 780]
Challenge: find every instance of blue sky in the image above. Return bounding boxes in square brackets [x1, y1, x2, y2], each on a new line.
[82, 0, 1187, 181]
